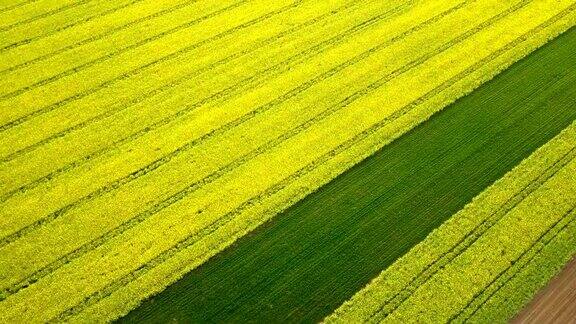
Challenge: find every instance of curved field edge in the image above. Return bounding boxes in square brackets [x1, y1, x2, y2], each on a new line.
[0, 1, 574, 323]
[119, 13, 576, 324]
[326, 123, 576, 322]
[88, 5, 576, 323]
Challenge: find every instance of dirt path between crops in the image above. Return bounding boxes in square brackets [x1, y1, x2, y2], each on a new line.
[512, 256, 576, 323]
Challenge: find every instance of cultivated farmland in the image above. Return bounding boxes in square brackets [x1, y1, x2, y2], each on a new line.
[0, 0, 575, 322]
[121, 25, 576, 322]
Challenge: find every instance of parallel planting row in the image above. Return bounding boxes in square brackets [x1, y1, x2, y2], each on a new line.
[1, 0, 575, 321]
[328, 122, 576, 323]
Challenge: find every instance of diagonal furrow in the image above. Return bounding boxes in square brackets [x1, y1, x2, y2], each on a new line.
[0, 0, 252, 105]
[0, 0, 41, 14]
[0, 0, 149, 52]
[0, 0, 93, 33]
[0, 0, 200, 75]
[0, 0, 417, 212]
[454, 205, 576, 322]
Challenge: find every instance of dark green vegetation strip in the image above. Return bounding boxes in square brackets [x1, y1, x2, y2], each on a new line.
[121, 27, 576, 323]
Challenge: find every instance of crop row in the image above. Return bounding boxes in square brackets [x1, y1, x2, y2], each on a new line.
[0, 0, 273, 118]
[0, 0, 83, 33]
[462, 210, 576, 322]
[326, 120, 576, 323]
[0, 0, 150, 52]
[0, 0, 197, 72]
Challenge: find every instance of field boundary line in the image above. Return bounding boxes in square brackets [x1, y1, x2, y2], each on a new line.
[453, 205, 576, 322]
[0, 0, 93, 33]
[0, 0, 364, 165]
[0, 0, 200, 75]
[45, 2, 546, 319]
[0, 0, 482, 299]
[0, 0, 251, 106]
[369, 144, 576, 321]
[0, 0, 149, 52]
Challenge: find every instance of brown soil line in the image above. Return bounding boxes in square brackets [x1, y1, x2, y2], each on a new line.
[512, 256, 576, 324]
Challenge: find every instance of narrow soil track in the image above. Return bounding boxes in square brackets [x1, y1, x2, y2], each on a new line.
[513, 256, 576, 323]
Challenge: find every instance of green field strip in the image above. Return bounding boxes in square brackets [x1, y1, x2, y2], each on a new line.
[0, 0, 572, 320]
[0, 0, 458, 240]
[466, 210, 576, 323]
[0, 0, 148, 52]
[381, 155, 576, 322]
[0, 0, 199, 74]
[0, 0, 84, 32]
[0, 0, 393, 185]
[0, 0, 251, 119]
[0, 0, 502, 296]
[113, 22, 576, 323]
[326, 94, 576, 324]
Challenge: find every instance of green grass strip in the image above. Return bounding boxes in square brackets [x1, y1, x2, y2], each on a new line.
[119, 20, 576, 324]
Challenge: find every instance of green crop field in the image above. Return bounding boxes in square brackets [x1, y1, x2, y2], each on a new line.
[0, 0, 575, 322]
